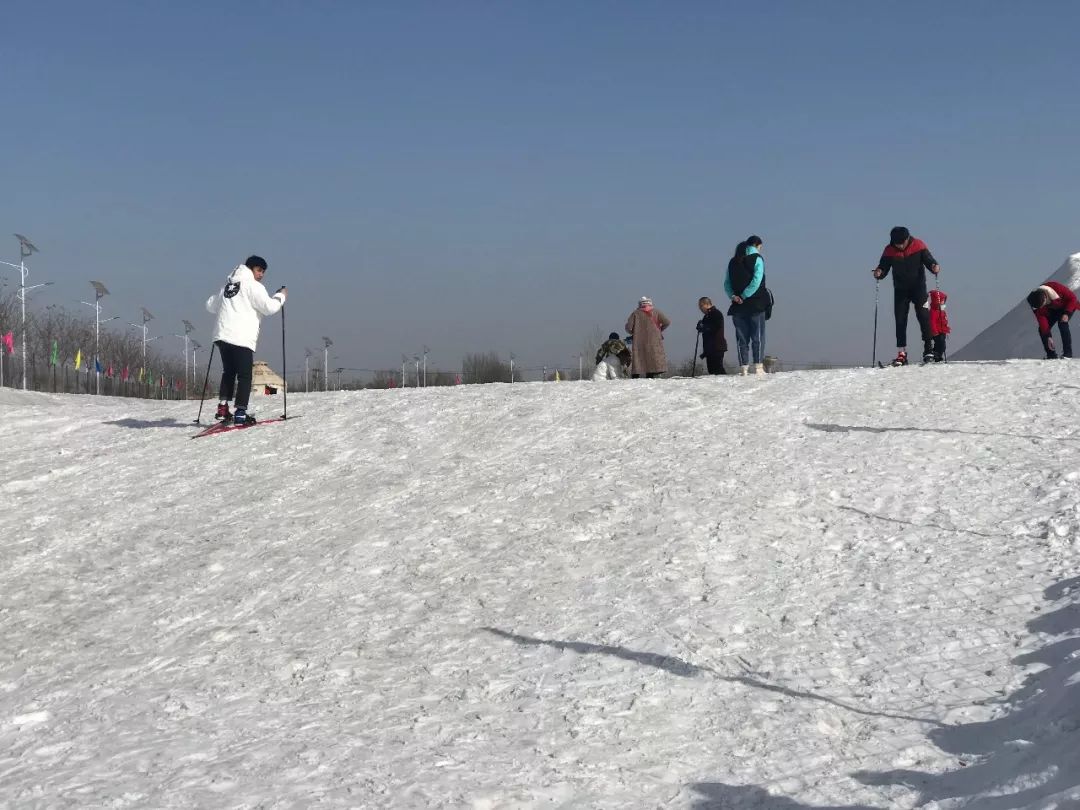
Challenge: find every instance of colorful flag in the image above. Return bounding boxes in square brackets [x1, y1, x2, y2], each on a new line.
[74, 349, 82, 370]
[50, 339, 58, 366]
[95, 358, 103, 374]
[138, 367, 144, 383]
[1, 331, 13, 355]
[106, 365, 113, 378]
[121, 366, 129, 382]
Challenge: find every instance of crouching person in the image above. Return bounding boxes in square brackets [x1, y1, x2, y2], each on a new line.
[593, 332, 631, 380]
[1027, 281, 1078, 359]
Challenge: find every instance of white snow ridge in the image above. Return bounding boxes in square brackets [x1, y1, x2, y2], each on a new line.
[1, 364, 1080, 809]
[954, 253, 1080, 361]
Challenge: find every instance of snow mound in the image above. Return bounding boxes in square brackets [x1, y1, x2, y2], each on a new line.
[1, 365, 1080, 808]
[954, 253, 1080, 360]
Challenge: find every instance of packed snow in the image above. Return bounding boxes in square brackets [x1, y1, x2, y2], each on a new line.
[2, 363, 1079, 809]
[954, 254, 1080, 361]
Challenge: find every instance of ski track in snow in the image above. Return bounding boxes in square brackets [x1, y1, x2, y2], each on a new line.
[1, 362, 1079, 809]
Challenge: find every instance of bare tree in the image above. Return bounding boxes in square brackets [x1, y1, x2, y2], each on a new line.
[462, 352, 512, 384]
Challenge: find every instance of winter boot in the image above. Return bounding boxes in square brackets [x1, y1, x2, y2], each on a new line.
[739, 365, 749, 376]
[232, 408, 256, 426]
[890, 350, 908, 367]
[933, 336, 946, 363]
[215, 402, 232, 421]
[753, 363, 766, 376]
[922, 340, 935, 364]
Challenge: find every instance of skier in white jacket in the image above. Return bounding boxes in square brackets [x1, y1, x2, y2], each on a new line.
[205, 255, 286, 425]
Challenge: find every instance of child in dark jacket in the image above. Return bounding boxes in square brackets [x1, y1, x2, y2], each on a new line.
[697, 297, 727, 374]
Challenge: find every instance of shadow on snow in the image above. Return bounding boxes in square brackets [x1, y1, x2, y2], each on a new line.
[485, 573, 1080, 808]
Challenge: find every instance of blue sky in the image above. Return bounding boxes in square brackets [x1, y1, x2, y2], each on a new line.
[2, 0, 1079, 375]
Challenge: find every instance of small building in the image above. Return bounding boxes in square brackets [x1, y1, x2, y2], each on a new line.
[251, 361, 286, 396]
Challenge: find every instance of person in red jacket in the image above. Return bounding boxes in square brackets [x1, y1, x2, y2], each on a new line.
[1027, 282, 1079, 359]
[872, 226, 941, 365]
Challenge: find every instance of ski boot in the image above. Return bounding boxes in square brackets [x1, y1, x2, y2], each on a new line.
[215, 402, 232, 421]
[232, 408, 256, 426]
[890, 350, 908, 367]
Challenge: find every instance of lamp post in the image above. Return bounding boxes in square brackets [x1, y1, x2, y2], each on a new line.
[401, 354, 408, 388]
[510, 353, 515, 383]
[172, 319, 194, 393]
[413, 355, 420, 388]
[190, 340, 201, 391]
[129, 308, 161, 397]
[80, 281, 113, 395]
[0, 234, 53, 390]
[321, 336, 333, 392]
[422, 345, 430, 388]
[304, 348, 313, 393]
[578, 353, 583, 381]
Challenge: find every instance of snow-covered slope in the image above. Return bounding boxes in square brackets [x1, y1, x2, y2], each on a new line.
[2, 365, 1079, 809]
[953, 254, 1080, 360]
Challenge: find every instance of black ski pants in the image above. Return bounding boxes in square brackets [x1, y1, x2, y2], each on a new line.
[705, 352, 726, 375]
[893, 280, 932, 349]
[1040, 312, 1073, 358]
[216, 340, 254, 410]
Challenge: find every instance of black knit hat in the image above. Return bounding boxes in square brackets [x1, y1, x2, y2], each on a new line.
[608, 332, 620, 340]
[889, 227, 910, 245]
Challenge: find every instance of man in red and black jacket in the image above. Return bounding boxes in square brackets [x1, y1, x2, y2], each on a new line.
[872, 226, 941, 365]
[1027, 281, 1079, 359]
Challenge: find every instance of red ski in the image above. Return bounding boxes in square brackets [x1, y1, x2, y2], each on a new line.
[191, 415, 298, 439]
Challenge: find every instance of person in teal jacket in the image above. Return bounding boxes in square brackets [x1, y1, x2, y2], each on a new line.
[725, 235, 770, 375]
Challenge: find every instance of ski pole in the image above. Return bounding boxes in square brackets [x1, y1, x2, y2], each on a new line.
[281, 303, 288, 420]
[872, 280, 880, 367]
[194, 342, 216, 424]
[691, 329, 701, 378]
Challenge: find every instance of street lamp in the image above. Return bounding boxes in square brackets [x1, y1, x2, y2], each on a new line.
[401, 354, 408, 388]
[190, 340, 201, 390]
[304, 348, 313, 393]
[322, 336, 333, 392]
[578, 353, 583, 381]
[0, 234, 53, 390]
[128, 307, 161, 389]
[172, 319, 194, 393]
[509, 353, 515, 383]
[422, 345, 430, 388]
[413, 355, 420, 388]
[80, 281, 113, 395]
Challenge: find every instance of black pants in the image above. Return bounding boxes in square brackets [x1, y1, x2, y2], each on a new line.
[1040, 313, 1073, 358]
[705, 353, 726, 375]
[216, 340, 254, 410]
[894, 282, 932, 348]
[632, 372, 662, 379]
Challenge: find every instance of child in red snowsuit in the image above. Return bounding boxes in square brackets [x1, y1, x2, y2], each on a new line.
[927, 289, 949, 362]
[1027, 282, 1079, 358]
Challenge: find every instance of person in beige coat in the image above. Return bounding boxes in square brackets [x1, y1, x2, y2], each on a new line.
[625, 296, 670, 378]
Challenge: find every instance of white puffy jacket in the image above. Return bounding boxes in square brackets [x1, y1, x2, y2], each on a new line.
[206, 265, 285, 351]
